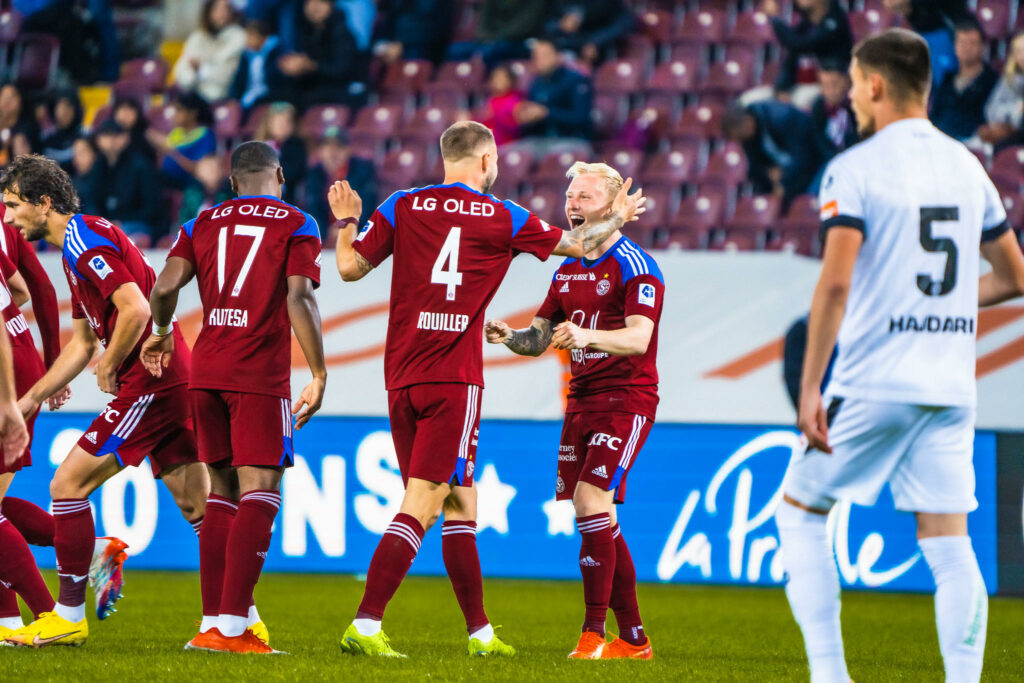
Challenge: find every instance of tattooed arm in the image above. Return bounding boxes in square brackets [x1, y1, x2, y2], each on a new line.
[329, 180, 376, 282]
[551, 178, 645, 258]
[484, 317, 553, 357]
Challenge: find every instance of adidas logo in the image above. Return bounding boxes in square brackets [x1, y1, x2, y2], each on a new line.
[560, 282, 570, 293]
[580, 555, 600, 567]
[591, 465, 608, 478]
[85, 431, 98, 444]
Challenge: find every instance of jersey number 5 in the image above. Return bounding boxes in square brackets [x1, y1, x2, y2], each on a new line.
[218, 225, 265, 296]
[917, 207, 958, 297]
[432, 227, 463, 301]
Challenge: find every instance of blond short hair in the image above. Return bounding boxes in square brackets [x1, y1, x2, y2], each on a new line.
[565, 161, 623, 200]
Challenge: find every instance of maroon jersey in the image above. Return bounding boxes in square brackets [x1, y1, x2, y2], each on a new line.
[2, 217, 61, 367]
[354, 182, 561, 390]
[536, 235, 664, 419]
[62, 214, 190, 397]
[0, 252, 32, 351]
[168, 194, 321, 399]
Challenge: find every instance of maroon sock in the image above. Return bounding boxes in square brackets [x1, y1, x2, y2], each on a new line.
[356, 513, 424, 621]
[199, 494, 236, 617]
[52, 499, 94, 608]
[442, 520, 489, 633]
[0, 514, 55, 616]
[609, 524, 645, 645]
[190, 515, 204, 537]
[577, 512, 615, 636]
[0, 584, 19, 618]
[1, 497, 54, 546]
[220, 490, 280, 618]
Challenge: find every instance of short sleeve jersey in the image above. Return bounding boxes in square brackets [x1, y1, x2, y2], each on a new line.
[0, 252, 33, 350]
[63, 214, 190, 397]
[168, 194, 321, 399]
[536, 235, 664, 419]
[818, 118, 1009, 406]
[353, 182, 562, 390]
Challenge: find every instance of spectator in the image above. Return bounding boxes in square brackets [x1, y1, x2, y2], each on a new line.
[172, 0, 247, 104]
[810, 60, 858, 167]
[40, 90, 84, 172]
[280, 0, 367, 110]
[980, 33, 1024, 151]
[304, 125, 377, 241]
[447, 0, 548, 67]
[244, 0, 300, 51]
[930, 20, 998, 143]
[16, 0, 116, 83]
[545, 0, 635, 65]
[764, 0, 853, 100]
[338, 0, 376, 52]
[511, 38, 594, 157]
[92, 119, 161, 241]
[254, 102, 307, 205]
[70, 136, 102, 215]
[179, 155, 233, 225]
[374, 0, 454, 65]
[0, 84, 39, 166]
[229, 20, 287, 118]
[482, 64, 525, 147]
[111, 98, 155, 162]
[146, 92, 218, 190]
[721, 100, 822, 206]
[883, 0, 972, 88]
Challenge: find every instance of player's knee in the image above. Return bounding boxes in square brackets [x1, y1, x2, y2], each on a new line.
[50, 470, 83, 500]
[572, 485, 611, 518]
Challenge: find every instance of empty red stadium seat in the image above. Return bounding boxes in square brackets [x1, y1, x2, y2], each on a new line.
[433, 58, 485, 90]
[534, 150, 581, 184]
[1001, 193, 1024, 230]
[976, 0, 1011, 41]
[725, 194, 782, 232]
[522, 184, 566, 226]
[300, 104, 351, 140]
[638, 185, 673, 226]
[702, 143, 748, 187]
[13, 33, 58, 90]
[638, 9, 674, 44]
[495, 147, 534, 189]
[990, 146, 1024, 187]
[212, 99, 242, 140]
[382, 59, 434, 95]
[776, 194, 819, 234]
[146, 102, 177, 133]
[728, 11, 775, 47]
[601, 147, 644, 179]
[350, 104, 404, 144]
[709, 228, 759, 252]
[643, 147, 699, 186]
[377, 144, 429, 194]
[619, 34, 658, 68]
[594, 58, 646, 96]
[647, 58, 699, 96]
[0, 9, 22, 43]
[848, 9, 896, 43]
[398, 105, 455, 144]
[674, 9, 727, 45]
[120, 57, 168, 92]
[700, 58, 754, 101]
[673, 103, 724, 142]
[591, 93, 630, 139]
[670, 188, 727, 234]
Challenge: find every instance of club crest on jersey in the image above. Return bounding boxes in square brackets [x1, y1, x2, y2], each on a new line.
[465, 460, 475, 478]
[596, 279, 610, 295]
[89, 255, 114, 280]
[638, 283, 656, 307]
[556, 475, 565, 493]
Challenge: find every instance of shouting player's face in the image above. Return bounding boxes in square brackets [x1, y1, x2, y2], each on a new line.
[565, 174, 612, 229]
[2, 188, 49, 242]
[848, 58, 876, 138]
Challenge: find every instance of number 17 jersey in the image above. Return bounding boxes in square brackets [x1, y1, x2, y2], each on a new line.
[168, 194, 321, 399]
[819, 118, 1009, 407]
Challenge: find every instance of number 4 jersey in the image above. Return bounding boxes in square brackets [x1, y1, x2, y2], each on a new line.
[818, 118, 1010, 407]
[354, 182, 562, 389]
[169, 194, 321, 399]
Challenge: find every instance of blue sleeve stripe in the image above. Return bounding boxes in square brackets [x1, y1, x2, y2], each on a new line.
[617, 241, 664, 283]
[503, 199, 531, 236]
[293, 212, 321, 240]
[376, 190, 411, 228]
[182, 218, 197, 238]
[64, 215, 118, 261]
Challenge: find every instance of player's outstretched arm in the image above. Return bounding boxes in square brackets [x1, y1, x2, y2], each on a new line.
[979, 230, 1024, 306]
[552, 315, 654, 356]
[19, 318, 98, 418]
[329, 180, 374, 282]
[142, 256, 196, 378]
[485, 317, 553, 357]
[286, 274, 327, 429]
[552, 178, 646, 258]
[0, 327, 28, 465]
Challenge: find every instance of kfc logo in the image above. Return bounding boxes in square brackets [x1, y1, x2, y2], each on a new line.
[587, 433, 622, 450]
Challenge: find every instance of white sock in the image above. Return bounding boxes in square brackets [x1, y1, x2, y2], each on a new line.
[469, 623, 494, 642]
[919, 536, 987, 683]
[247, 605, 261, 627]
[199, 616, 218, 633]
[775, 502, 849, 683]
[219, 614, 248, 638]
[353, 617, 381, 636]
[0, 616, 23, 630]
[54, 601, 86, 624]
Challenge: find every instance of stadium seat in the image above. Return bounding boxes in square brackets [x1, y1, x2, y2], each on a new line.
[776, 194, 819, 235]
[432, 58, 485, 91]
[638, 184, 673, 227]
[976, 0, 1011, 41]
[661, 223, 706, 250]
[300, 104, 351, 140]
[0, 8, 22, 43]
[672, 103, 724, 143]
[600, 147, 645, 180]
[146, 102, 177, 134]
[111, 79, 154, 103]
[397, 105, 455, 145]
[709, 228, 759, 251]
[12, 33, 59, 90]
[240, 103, 269, 138]
[638, 9, 674, 44]
[594, 58, 647, 97]
[727, 11, 775, 47]
[699, 57, 754, 102]
[674, 9, 727, 46]
[766, 227, 818, 256]
[381, 59, 435, 98]
[670, 187, 726, 233]
[848, 9, 896, 43]
[646, 58, 699, 98]
[506, 59, 537, 92]
[701, 142, 748, 188]
[591, 93, 630, 139]
[990, 146, 1024, 188]
[619, 34, 658, 67]
[421, 82, 472, 109]
[212, 99, 242, 141]
[495, 147, 534, 191]
[623, 105, 674, 145]
[725, 194, 781, 232]
[642, 147, 700, 187]
[522, 183, 566, 226]
[668, 42, 708, 73]
[120, 56, 168, 92]
[90, 104, 113, 130]
[534, 150, 582, 184]
[377, 144, 429, 194]
[350, 104, 405, 144]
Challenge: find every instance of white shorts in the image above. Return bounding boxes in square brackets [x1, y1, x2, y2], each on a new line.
[784, 397, 977, 513]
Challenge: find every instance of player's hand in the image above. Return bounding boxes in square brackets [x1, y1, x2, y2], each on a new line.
[551, 321, 590, 350]
[0, 398, 28, 467]
[293, 375, 326, 430]
[140, 333, 175, 378]
[46, 385, 72, 411]
[94, 358, 119, 395]
[328, 180, 363, 223]
[484, 320, 512, 343]
[611, 177, 647, 224]
[797, 387, 832, 454]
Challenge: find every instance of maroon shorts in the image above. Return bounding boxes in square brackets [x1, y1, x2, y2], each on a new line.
[556, 411, 653, 504]
[190, 389, 294, 469]
[78, 384, 197, 477]
[388, 383, 481, 486]
[0, 343, 45, 474]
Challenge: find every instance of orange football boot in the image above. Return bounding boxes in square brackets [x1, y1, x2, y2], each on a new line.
[184, 627, 232, 652]
[603, 636, 653, 659]
[567, 630, 607, 659]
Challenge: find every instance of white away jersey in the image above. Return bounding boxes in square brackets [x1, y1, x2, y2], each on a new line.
[818, 118, 1009, 406]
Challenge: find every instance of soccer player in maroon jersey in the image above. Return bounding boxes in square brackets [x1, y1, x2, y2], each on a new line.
[328, 121, 644, 657]
[142, 141, 326, 655]
[0, 155, 209, 647]
[486, 162, 664, 661]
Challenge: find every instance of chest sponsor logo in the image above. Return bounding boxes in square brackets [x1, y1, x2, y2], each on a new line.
[588, 433, 622, 450]
[89, 255, 114, 280]
[556, 272, 595, 281]
[638, 283, 656, 307]
[558, 444, 575, 462]
[596, 279, 610, 296]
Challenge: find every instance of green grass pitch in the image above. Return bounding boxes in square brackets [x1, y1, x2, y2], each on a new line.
[3, 571, 1023, 681]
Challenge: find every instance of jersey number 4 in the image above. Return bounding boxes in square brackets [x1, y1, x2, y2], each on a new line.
[432, 227, 463, 300]
[917, 207, 958, 297]
[218, 225, 265, 296]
